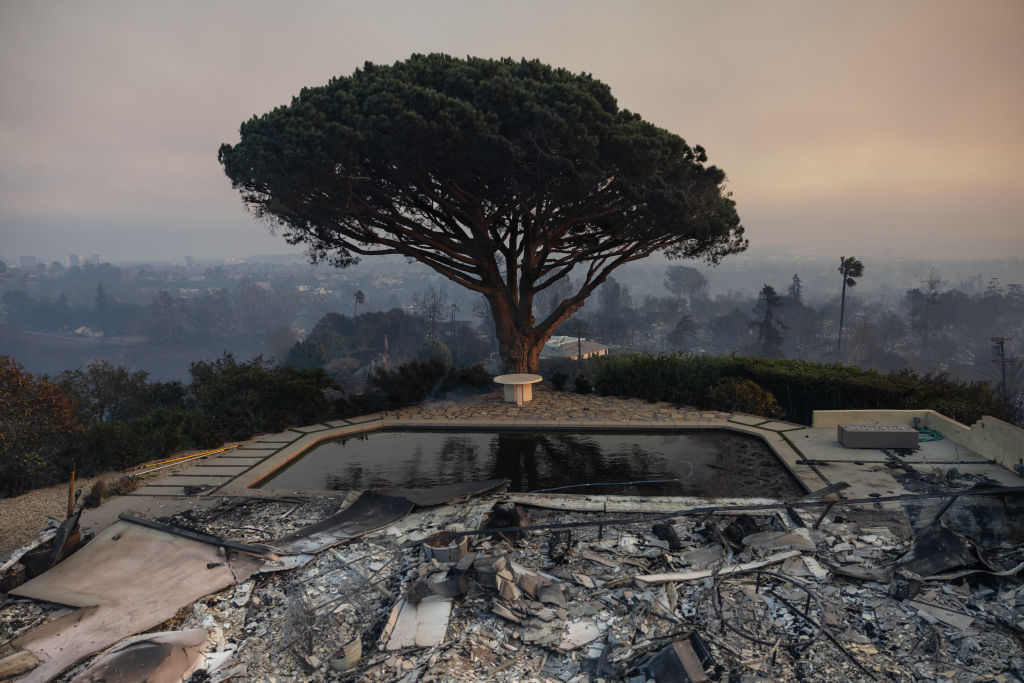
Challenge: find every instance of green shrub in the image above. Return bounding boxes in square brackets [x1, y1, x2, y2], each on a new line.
[188, 352, 346, 440]
[180, 410, 224, 449]
[417, 339, 453, 366]
[579, 353, 1008, 425]
[367, 359, 492, 408]
[130, 406, 186, 463]
[707, 377, 782, 418]
[574, 374, 593, 394]
[550, 371, 569, 391]
[81, 421, 139, 472]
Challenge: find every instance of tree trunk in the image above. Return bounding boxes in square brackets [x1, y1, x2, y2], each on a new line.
[836, 280, 847, 364]
[485, 279, 590, 374]
[494, 320, 545, 373]
[487, 293, 550, 373]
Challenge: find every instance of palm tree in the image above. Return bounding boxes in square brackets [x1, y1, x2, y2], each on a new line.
[353, 289, 365, 317]
[835, 256, 864, 363]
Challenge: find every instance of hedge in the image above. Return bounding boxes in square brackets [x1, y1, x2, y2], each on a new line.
[555, 353, 1007, 426]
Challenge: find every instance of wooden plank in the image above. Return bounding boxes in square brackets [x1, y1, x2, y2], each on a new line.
[634, 550, 801, 586]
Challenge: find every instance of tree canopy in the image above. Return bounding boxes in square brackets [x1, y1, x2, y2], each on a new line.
[220, 54, 746, 371]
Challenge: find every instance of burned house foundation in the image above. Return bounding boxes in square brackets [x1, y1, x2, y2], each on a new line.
[2, 389, 1023, 682]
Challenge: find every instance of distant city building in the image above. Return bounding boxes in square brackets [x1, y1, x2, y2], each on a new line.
[185, 255, 196, 268]
[66, 254, 81, 267]
[252, 281, 271, 291]
[539, 336, 609, 361]
[85, 254, 101, 265]
[19, 255, 36, 269]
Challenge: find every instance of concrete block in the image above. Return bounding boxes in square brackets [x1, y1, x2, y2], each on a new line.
[838, 424, 918, 449]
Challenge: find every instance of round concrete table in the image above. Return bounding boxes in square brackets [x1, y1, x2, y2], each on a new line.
[493, 373, 543, 405]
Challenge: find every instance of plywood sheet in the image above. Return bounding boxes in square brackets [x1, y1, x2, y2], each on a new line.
[11, 520, 258, 682]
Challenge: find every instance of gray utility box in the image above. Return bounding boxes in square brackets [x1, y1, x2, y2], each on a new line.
[838, 424, 919, 449]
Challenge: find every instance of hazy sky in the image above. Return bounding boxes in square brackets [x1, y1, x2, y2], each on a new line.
[1, 1, 1022, 263]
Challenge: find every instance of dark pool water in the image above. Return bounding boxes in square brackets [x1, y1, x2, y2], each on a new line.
[260, 429, 805, 497]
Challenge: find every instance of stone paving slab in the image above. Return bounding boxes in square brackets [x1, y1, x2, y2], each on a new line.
[346, 413, 384, 424]
[220, 450, 277, 460]
[195, 456, 266, 466]
[251, 433, 299, 443]
[178, 465, 251, 477]
[758, 421, 805, 432]
[154, 475, 234, 487]
[199, 456, 266, 467]
[292, 424, 331, 434]
[729, 415, 766, 426]
[325, 419, 352, 428]
[129, 486, 205, 497]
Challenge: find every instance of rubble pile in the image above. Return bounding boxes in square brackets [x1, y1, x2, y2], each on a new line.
[2, 489, 1024, 682]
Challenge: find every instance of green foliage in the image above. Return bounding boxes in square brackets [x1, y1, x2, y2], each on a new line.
[550, 371, 570, 391]
[188, 353, 345, 441]
[219, 53, 746, 372]
[0, 352, 353, 497]
[56, 360, 153, 424]
[284, 309, 427, 370]
[131, 406, 187, 462]
[0, 356, 83, 496]
[418, 339, 452, 366]
[751, 284, 785, 358]
[178, 410, 224, 449]
[285, 338, 330, 369]
[81, 421, 137, 472]
[707, 378, 782, 418]
[572, 353, 1007, 426]
[366, 359, 491, 408]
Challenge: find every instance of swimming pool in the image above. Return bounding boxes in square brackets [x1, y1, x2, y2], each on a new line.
[259, 429, 805, 497]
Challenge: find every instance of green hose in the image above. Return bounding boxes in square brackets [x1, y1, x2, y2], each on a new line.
[918, 428, 944, 442]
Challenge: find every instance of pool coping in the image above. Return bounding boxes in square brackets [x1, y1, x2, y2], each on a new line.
[131, 409, 831, 499]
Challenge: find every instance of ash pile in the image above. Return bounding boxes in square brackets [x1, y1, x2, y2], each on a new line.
[2, 481, 1024, 682]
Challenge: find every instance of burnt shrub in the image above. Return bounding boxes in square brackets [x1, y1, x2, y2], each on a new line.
[83, 479, 108, 508]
